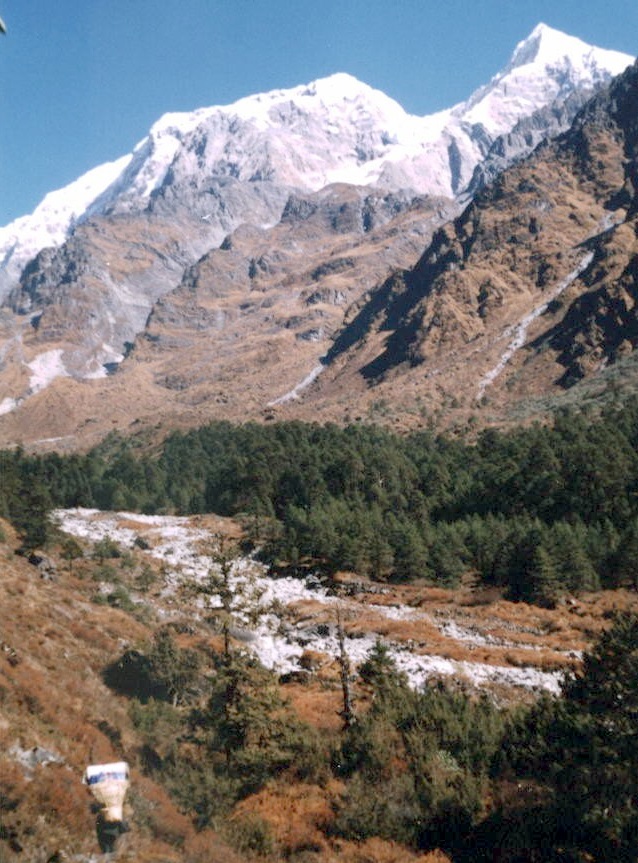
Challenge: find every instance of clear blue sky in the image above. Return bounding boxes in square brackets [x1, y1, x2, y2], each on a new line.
[0, 0, 636, 225]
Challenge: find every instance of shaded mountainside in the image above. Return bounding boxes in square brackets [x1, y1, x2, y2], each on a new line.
[1, 61, 638, 452]
[310, 59, 638, 427]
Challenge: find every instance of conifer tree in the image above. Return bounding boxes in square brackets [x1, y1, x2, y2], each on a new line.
[609, 518, 638, 589]
[359, 638, 408, 699]
[192, 536, 267, 658]
[525, 544, 560, 608]
[192, 535, 314, 797]
[337, 608, 356, 730]
[148, 627, 200, 707]
[548, 521, 599, 593]
[501, 613, 638, 861]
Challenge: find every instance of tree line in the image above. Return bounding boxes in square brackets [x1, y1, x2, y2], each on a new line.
[4, 399, 638, 604]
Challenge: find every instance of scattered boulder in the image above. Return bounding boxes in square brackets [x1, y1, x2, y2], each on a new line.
[9, 744, 65, 777]
[27, 551, 58, 581]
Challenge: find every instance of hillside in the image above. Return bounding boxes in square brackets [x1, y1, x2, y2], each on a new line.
[4, 20, 638, 863]
[4, 503, 638, 863]
[0, 516, 249, 862]
[0, 27, 634, 450]
[304, 58, 638, 431]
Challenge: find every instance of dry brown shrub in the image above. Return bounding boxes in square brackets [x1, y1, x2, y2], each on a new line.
[0, 758, 29, 807]
[183, 829, 245, 863]
[346, 613, 440, 645]
[233, 781, 340, 857]
[288, 598, 337, 623]
[300, 649, 329, 671]
[334, 836, 452, 863]
[29, 764, 95, 833]
[284, 682, 344, 731]
[0, 760, 97, 859]
[65, 618, 115, 649]
[500, 647, 570, 672]
[134, 774, 193, 848]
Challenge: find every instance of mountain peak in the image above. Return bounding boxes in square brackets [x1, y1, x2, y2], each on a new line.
[511, 22, 567, 65]
[0, 26, 633, 305]
[508, 22, 632, 73]
[301, 72, 371, 98]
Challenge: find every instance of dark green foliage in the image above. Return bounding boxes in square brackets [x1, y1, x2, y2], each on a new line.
[202, 651, 317, 797]
[10, 461, 52, 550]
[6, 398, 638, 602]
[333, 644, 504, 854]
[146, 628, 201, 706]
[92, 536, 122, 561]
[60, 535, 83, 567]
[222, 813, 277, 857]
[496, 613, 638, 862]
[103, 584, 136, 611]
[608, 518, 638, 589]
[147, 648, 324, 831]
[104, 628, 201, 705]
[508, 532, 561, 608]
[359, 638, 408, 694]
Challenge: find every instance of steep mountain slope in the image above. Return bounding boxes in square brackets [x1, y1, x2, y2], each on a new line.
[0, 518, 246, 863]
[0, 26, 633, 448]
[0, 23, 628, 299]
[303, 59, 638, 428]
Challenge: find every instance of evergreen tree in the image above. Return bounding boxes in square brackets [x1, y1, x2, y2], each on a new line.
[359, 638, 408, 699]
[608, 518, 638, 589]
[147, 628, 201, 707]
[507, 528, 560, 607]
[206, 650, 305, 791]
[389, 519, 430, 582]
[60, 535, 84, 574]
[500, 613, 638, 861]
[12, 476, 52, 550]
[548, 521, 599, 593]
[525, 544, 561, 608]
[192, 536, 267, 658]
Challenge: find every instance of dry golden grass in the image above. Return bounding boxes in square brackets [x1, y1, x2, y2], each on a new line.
[182, 829, 246, 863]
[233, 781, 340, 857]
[330, 837, 452, 863]
[2, 506, 636, 862]
[284, 682, 344, 732]
[0, 524, 242, 863]
[325, 579, 638, 680]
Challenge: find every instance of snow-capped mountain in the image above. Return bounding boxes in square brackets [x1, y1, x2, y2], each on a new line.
[0, 23, 631, 298]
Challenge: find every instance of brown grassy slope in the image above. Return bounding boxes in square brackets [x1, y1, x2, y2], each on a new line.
[0, 518, 241, 863]
[3, 502, 638, 863]
[0, 513, 455, 863]
[0, 192, 453, 453]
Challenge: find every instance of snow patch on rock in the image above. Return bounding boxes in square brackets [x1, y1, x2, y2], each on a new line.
[477, 251, 594, 399]
[53, 508, 565, 695]
[28, 349, 70, 393]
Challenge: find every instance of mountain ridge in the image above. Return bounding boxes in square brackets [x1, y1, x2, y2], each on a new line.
[0, 27, 636, 448]
[0, 24, 630, 298]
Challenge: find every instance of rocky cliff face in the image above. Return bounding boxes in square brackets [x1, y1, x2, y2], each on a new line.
[307, 60, 638, 426]
[0, 32, 635, 448]
[1, 23, 629, 294]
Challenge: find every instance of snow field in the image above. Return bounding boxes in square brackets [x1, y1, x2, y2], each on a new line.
[54, 508, 563, 694]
